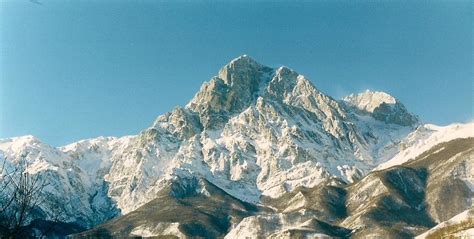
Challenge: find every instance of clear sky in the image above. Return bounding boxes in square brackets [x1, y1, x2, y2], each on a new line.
[0, 0, 472, 146]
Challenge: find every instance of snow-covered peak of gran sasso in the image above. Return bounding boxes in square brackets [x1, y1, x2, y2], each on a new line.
[344, 90, 398, 113]
[343, 89, 419, 126]
[1, 56, 471, 234]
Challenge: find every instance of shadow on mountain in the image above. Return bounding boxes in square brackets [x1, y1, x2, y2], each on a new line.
[346, 167, 434, 238]
[262, 180, 348, 223]
[71, 177, 260, 238]
[0, 219, 85, 239]
[345, 137, 473, 238]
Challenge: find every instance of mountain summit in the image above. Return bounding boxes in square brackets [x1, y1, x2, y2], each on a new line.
[343, 90, 419, 126]
[1, 56, 472, 238]
[344, 90, 398, 113]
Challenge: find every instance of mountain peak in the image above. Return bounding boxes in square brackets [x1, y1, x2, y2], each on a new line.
[343, 90, 418, 126]
[343, 90, 397, 113]
[217, 55, 270, 85]
[222, 55, 260, 71]
[227, 54, 255, 65]
[0, 135, 42, 151]
[229, 54, 254, 64]
[186, 56, 273, 129]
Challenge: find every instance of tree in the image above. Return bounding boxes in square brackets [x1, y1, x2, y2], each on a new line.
[0, 154, 48, 238]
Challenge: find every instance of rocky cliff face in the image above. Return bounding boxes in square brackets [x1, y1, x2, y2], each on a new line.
[0, 56, 472, 238]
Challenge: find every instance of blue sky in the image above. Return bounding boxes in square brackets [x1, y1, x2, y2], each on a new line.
[1, 1, 472, 146]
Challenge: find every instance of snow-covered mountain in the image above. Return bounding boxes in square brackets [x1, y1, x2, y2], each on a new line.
[0, 55, 472, 238]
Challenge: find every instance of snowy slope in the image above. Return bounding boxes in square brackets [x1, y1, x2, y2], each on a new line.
[375, 122, 474, 171]
[416, 208, 474, 239]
